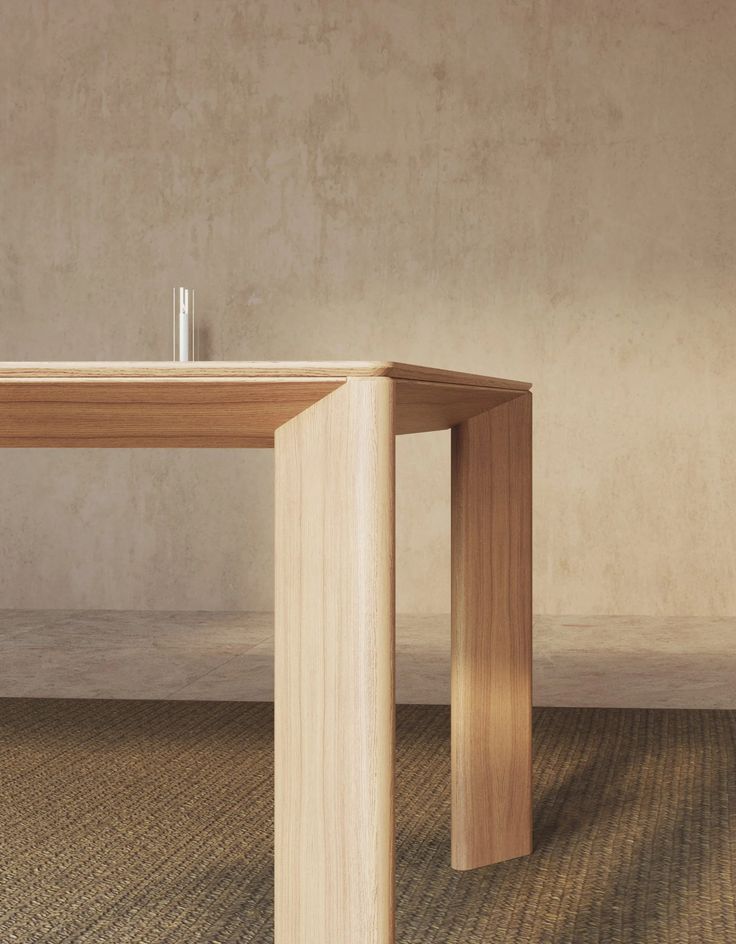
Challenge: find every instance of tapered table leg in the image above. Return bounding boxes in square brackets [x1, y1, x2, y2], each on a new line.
[451, 392, 532, 870]
[274, 378, 396, 944]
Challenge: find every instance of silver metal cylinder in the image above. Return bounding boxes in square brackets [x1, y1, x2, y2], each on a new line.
[173, 287, 195, 361]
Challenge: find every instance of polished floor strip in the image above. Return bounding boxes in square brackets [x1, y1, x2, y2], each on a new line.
[0, 610, 734, 708]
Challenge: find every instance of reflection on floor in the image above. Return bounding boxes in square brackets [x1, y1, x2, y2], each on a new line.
[0, 610, 733, 708]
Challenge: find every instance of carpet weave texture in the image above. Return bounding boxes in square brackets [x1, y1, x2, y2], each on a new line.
[0, 700, 734, 943]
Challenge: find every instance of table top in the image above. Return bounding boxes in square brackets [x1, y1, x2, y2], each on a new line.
[0, 361, 531, 446]
[0, 361, 530, 391]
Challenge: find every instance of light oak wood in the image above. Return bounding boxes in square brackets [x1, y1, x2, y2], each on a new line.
[0, 379, 342, 447]
[395, 380, 525, 435]
[274, 378, 396, 944]
[0, 360, 530, 390]
[451, 392, 533, 870]
[0, 369, 529, 443]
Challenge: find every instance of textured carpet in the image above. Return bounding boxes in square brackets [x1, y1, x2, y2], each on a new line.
[0, 701, 734, 944]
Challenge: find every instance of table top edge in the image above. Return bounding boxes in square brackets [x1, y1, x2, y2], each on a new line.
[0, 361, 532, 390]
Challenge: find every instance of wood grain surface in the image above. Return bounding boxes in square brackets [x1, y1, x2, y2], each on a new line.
[395, 380, 525, 434]
[0, 366, 530, 443]
[0, 360, 530, 390]
[450, 392, 533, 870]
[0, 380, 342, 447]
[274, 378, 396, 944]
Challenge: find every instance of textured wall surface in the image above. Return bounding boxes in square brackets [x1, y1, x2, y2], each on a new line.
[1, 0, 735, 615]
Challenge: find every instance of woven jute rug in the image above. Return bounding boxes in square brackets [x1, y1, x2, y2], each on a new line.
[0, 700, 734, 943]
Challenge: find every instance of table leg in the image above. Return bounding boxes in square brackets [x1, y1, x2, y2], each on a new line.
[450, 392, 533, 870]
[274, 378, 396, 944]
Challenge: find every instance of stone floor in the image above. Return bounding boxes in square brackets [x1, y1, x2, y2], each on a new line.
[0, 610, 733, 708]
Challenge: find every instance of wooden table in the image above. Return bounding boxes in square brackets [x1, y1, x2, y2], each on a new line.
[0, 361, 532, 944]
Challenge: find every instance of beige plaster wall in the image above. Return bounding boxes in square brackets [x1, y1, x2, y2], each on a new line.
[1, 0, 735, 616]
